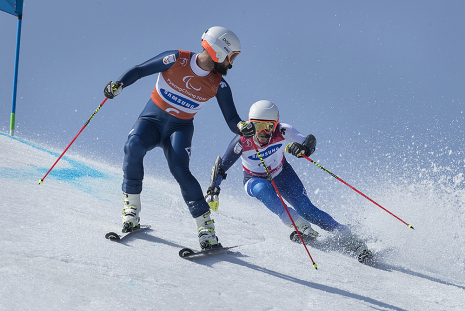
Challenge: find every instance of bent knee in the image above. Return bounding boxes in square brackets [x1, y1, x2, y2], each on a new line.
[124, 136, 148, 159]
[251, 180, 274, 198]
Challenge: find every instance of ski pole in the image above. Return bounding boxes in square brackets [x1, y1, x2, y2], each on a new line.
[298, 152, 414, 230]
[39, 97, 108, 184]
[251, 139, 318, 269]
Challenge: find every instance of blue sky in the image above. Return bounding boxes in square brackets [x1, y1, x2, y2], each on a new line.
[1, 0, 464, 186]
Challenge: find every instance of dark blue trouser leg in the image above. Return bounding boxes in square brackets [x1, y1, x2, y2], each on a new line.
[122, 119, 161, 194]
[122, 107, 210, 218]
[162, 128, 210, 218]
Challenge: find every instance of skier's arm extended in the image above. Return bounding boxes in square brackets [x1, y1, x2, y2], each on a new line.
[215, 78, 242, 134]
[205, 135, 242, 211]
[117, 50, 180, 87]
[215, 134, 242, 187]
[104, 50, 179, 99]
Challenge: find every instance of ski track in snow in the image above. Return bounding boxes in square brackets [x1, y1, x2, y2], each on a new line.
[1, 132, 465, 311]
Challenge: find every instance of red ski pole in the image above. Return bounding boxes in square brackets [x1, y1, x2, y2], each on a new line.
[298, 152, 414, 230]
[251, 140, 318, 269]
[39, 97, 108, 184]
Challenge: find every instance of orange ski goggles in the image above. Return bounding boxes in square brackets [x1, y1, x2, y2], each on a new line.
[250, 119, 278, 134]
[227, 51, 241, 64]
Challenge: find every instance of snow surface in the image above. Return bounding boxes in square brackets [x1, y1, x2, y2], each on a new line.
[1, 132, 464, 311]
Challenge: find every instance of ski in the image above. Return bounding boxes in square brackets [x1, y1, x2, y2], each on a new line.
[179, 245, 238, 258]
[290, 231, 375, 264]
[105, 225, 151, 241]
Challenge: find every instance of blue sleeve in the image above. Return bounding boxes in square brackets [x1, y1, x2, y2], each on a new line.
[214, 135, 242, 187]
[215, 78, 242, 133]
[117, 50, 180, 87]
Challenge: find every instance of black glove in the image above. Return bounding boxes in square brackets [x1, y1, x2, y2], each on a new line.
[237, 121, 255, 138]
[286, 134, 316, 158]
[104, 81, 123, 99]
[286, 142, 311, 158]
[303, 134, 316, 155]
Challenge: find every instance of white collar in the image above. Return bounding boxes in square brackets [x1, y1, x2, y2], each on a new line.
[190, 53, 210, 77]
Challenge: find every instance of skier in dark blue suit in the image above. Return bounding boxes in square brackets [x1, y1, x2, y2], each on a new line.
[103, 26, 255, 250]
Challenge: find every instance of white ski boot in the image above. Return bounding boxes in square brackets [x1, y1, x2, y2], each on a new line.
[194, 211, 220, 250]
[122, 193, 141, 233]
[334, 226, 373, 263]
[290, 217, 319, 244]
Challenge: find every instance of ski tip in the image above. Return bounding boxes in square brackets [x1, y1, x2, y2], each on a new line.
[179, 248, 195, 258]
[105, 232, 121, 241]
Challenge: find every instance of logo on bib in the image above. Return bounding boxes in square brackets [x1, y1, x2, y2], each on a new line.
[160, 89, 200, 110]
[247, 144, 282, 160]
[183, 76, 201, 91]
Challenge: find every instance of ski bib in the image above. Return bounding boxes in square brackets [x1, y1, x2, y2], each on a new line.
[151, 50, 222, 120]
[240, 123, 307, 179]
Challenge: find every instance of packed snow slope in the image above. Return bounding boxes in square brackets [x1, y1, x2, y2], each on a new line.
[1, 132, 464, 311]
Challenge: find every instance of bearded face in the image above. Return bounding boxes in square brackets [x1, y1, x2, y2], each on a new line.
[213, 62, 232, 76]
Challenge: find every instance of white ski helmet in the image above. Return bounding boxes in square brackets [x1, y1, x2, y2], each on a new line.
[249, 100, 280, 122]
[201, 26, 241, 64]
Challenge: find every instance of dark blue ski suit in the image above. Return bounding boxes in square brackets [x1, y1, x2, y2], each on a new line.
[117, 50, 241, 217]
